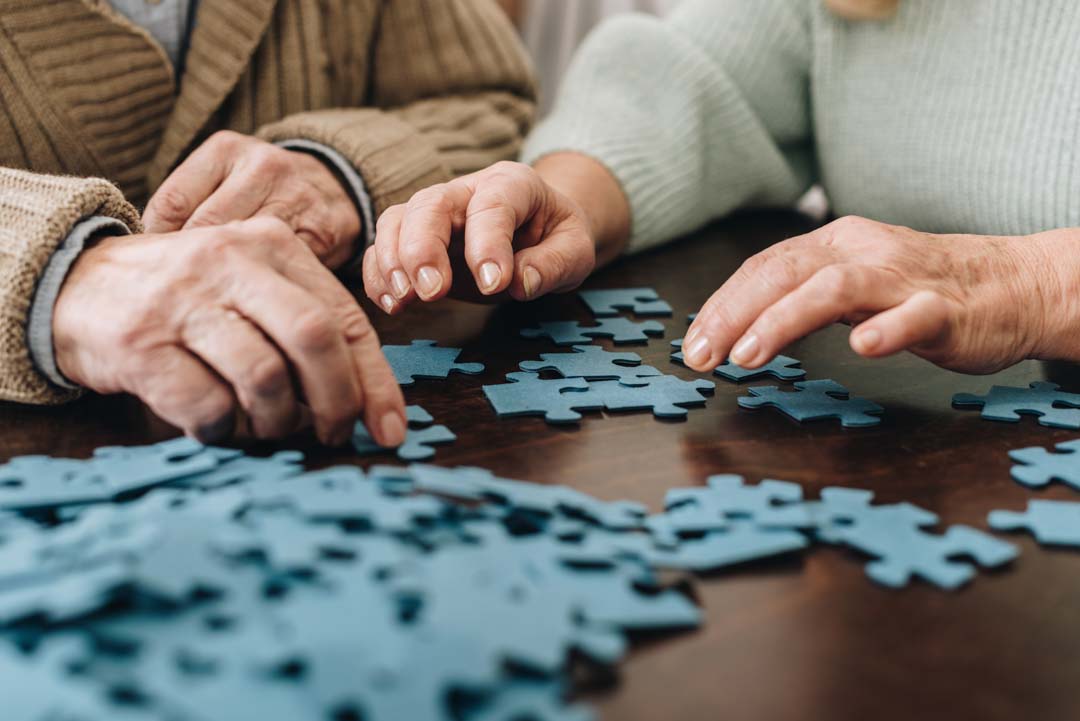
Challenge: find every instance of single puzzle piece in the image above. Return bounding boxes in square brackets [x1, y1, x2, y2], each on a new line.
[738, 379, 884, 428]
[590, 375, 715, 419]
[353, 405, 456, 461]
[381, 339, 485, 386]
[578, 287, 673, 317]
[466, 679, 594, 721]
[826, 502, 1017, 589]
[520, 344, 662, 381]
[989, 500, 1080, 547]
[1009, 438, 1080, 490]
[521, 318, 665, 346]
[647, 475, 813, 546]
[670, 339, 805, 382]
[952, 381, 1080, 429]
[483, 372, 604, 424]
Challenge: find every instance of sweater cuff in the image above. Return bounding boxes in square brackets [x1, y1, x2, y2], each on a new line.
[275, 139, 375, 275]
[28, 217, 132, 390]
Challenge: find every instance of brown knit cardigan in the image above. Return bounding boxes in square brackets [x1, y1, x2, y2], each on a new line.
[0, 0, 536, 405]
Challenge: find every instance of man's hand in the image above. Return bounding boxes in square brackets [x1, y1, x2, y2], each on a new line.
[143, 131, 361, 269]
[363, 161, 599, 314]
[53, 217, 406, 446]
[682, 215, 1064, 375]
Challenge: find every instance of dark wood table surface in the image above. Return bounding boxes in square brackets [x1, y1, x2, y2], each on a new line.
[6, 211, 1078, 721]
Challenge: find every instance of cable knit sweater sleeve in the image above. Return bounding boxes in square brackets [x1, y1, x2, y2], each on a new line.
[521, 0, 814, 253]
[257, 0, 537, 215]
[0, 169, 141, 404]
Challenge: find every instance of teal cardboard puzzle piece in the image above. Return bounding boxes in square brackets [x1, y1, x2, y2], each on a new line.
[1009, 439, 1080, 489]
[952, 381, 1080, 429]
[671, 339, 805, 382]
[483, 372, 604, 424]
[578, 287, 672, 317]
[738, 379, 883, 428]
[522, 318, 665, 346]
[353, 405, 456, 461]
[989, 500, 1080, 547]
[520, 344, 662, 381]
[381, 340, 485, 386]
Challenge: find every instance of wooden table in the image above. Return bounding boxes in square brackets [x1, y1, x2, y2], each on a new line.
[7, 211, 1079, 721]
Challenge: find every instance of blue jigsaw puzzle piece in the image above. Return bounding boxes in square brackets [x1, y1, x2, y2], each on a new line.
[466, 679, 594, 721]
[1009, 439, 1080, 489]
[483, 372, 604, 424]
[670, 339, 805, 382]
[578, 287, 673, 317]
[353, 405, 456, 461]
[989, 500, 1080, 547]
[520, 344, 661, 381]
[521, 318, 665, 346]
[952, 381, 1080, 428]
[381, 339, 485, 386]
[590, 375, 715, 419]
[738, 379, 883, 427]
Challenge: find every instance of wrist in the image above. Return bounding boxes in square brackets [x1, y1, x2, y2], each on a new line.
[533, 152, 631, 266]
[1017, 228, 1080, 361]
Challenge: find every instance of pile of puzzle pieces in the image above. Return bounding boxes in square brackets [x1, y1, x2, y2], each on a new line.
[0, 437, 1019, 720]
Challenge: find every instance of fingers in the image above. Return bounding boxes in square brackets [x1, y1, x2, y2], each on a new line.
[507, 220, 595, 301]
[143, 131, 242, 233]
[461, 167, 542, 296]
[728, 264, 901, 368]
[850, 290, 950, 358]
[180, 308, 301, 439]
[130, 346, 237, 442]
[363, 245, 399, 315]
[373, 204, 414, 303]
[182, 168, 271, 230]
[682, 239, 835, 371]
[394, 183, 474, 301]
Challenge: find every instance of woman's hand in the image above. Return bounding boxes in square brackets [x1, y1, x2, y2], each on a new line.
[683, 215, 1065, 375]
[53, 217, 406, 446]
[363, 158, 624, 314]
[143, 131, 361, 270]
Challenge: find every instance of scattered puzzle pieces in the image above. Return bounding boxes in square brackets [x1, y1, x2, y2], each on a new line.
[353, 405, 455, 461]
[578, 287, 672, 317]
[521, 318, 665, 346]
[381, 340, 485, 386]
[590, 375, 714, 419]
[738, 379, 883, 428]
[484, 372, 604, 424]
[520, 344, 661, 381]
[670, 340, 805, 382]
[989, 500, 1080, 547]
[1009, 439, 1080, 490]
[952, 381, 1080, 429]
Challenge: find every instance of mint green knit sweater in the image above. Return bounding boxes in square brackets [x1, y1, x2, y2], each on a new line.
[522, 0, 1080, 253]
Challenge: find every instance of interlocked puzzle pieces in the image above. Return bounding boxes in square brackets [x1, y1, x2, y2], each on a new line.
[738, 379, 884, 428]
[590, 376, 715, 419]
[578, 287, 673, 317]
[520, 344, 662, 381]
[353, 405, 455, 461]
[952, 381, 1080, 429]
[670, 339, 806, 382]
[1009, 439, 1080, 490]
[521, 318, 665, 346]
[989, 500, 1080, 547]
[381, 340, 485, 387]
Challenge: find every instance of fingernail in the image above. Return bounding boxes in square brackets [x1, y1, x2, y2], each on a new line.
[730, 334, 759, 365]
[416, 266, 443, 298]
[522, 266, 542, 299]
[390, 270, 411, 299]
[379, 294, 395, 314]
[479, 261, 502, 293]
[854, 327, 881, 353]
[380, 410, 406, 447]
[683, 331, 712, 367]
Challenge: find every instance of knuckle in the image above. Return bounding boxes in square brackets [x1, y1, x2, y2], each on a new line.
[758, 252, 803, 293]
[408, 186, 454, 216]
[250, 144, 289, 173]
[289, 309, 338, 352]
[241, 354, 289, 398]
[338, 306, 376, 343]
[207, 129, 245, 151]
[148, 187, 193, 224]
[817, 264, 855, 302]
[375, 205, 405, 235]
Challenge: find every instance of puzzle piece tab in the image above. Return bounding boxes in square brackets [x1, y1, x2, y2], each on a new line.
[590, 375, 715, 419]
[738, 379, 883, 427]
[989, 500, 1080, 547]
[522, 318, 665, 346]
[578, 287, 673, 317]
[483, 372, 604, 424]
[1009, 439, 1080, 489]
[671, 340, 805, 381]
[381, 340, 485, 386]
[952, 381, 1080, 429]
[353, 405, 456, 461]
[520, 344, 661, 381]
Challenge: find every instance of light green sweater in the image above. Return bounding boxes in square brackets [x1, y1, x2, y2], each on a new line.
[522, 0, 1080, 253]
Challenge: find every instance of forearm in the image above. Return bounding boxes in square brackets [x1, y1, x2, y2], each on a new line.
[533, 153, 630, 267]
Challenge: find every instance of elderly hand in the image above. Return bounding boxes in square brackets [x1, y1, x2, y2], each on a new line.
[143, 131, 361, 270]
[363, 161, 601, 313]
[682, 215, 1065, 375]
[52, 217, 406, 446]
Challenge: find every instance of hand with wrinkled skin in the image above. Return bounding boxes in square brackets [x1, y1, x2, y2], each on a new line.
[143, 131, 361, 270]
[53, 217, 406, 446]
[363, 159, 621, 314]
[682, 215, 1073, 375]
